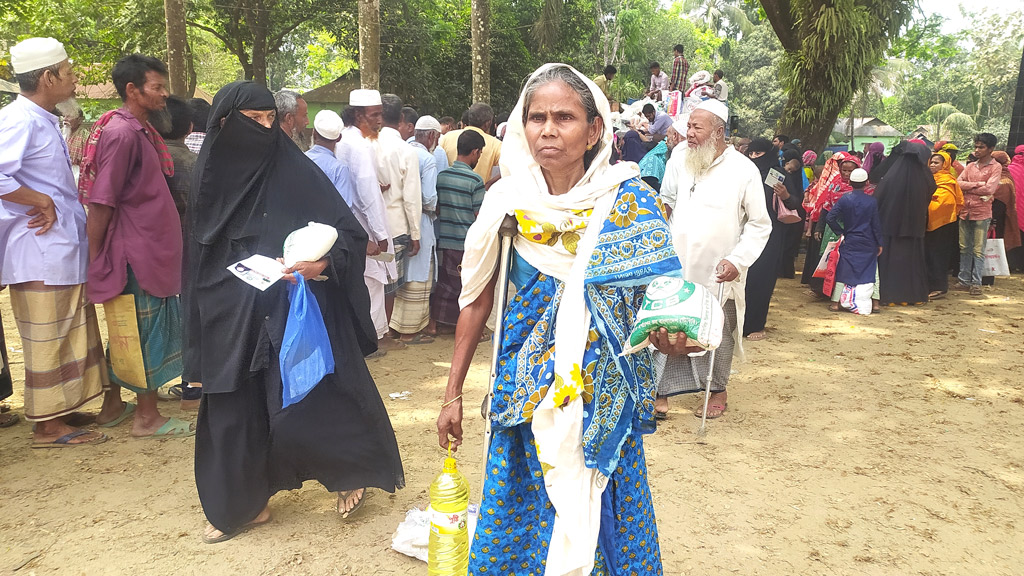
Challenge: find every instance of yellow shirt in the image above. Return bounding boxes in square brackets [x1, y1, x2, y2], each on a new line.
[593, 74, 613, 102]
[440, 126, 502, 183]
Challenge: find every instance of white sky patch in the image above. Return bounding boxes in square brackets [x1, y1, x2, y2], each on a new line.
[923, 0, 1024, 33]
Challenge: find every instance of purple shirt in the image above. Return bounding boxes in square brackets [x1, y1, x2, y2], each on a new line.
[87, 108, 182, 303]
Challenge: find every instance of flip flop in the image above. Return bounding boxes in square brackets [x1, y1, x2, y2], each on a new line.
[32, 429, 109, 449]
[202, 515, 272, 544]
[745, 332, 766, 341]
[0, 412, 20, 428]
[338, 489, 366, 519]
[98, 402, 136, 428]
[400, 333, 435, 345]
[136, 417, 195, 439]
[654, 410, 669, 421]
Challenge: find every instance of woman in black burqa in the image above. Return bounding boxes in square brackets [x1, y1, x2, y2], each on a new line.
[184, 81, 404, 543]
[873, 141, 935, 305]
[743, 139, 803, 340]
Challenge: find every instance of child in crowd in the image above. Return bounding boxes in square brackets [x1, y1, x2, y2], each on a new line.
[826, 168, 883, 315]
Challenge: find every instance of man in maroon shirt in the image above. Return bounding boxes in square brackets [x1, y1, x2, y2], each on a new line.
[87, 54, 191, 437]
[955, 132, 1002, 295]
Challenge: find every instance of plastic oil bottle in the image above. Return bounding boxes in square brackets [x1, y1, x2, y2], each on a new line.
[428, 451, 470, 576]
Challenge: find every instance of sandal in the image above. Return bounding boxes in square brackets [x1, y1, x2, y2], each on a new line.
[136, 417, 195, 439]
[337, 489, 366, 519]
[928, 290, 946, 301]
[400, 333, 435, 345]
[0, 412, 20, 428]
[653, 410, 669, 421]
[202, 514, 272, 544]
[98, 402, 136, 428]
[745, 331, 766, 341]
[32, 429, 108, 449]
[828, 303, 840, 312]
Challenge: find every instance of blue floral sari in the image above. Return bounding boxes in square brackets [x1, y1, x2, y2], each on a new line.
[470, 178, 680, 575]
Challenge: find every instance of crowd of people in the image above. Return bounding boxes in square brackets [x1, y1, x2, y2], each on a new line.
[1, 34, 1022, 573]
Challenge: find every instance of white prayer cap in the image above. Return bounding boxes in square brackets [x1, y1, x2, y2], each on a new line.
[313, 109, 344, 140]
[850, 168, 869, 183]
[414, 115, 442, 132]
[694, 99, 729, 123]
[671, 116, 687, 136]
[348, 89, 382, 107]
[10, 37, 68, 74]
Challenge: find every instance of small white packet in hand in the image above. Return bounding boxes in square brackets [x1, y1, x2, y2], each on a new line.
[283, 222, 339, 267]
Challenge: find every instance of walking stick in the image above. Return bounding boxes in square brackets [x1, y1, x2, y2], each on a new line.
[695, 280, 728, 438]
[481, 215, 519, 487]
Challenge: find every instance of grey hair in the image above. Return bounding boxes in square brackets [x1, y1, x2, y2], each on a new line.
[274, 89, 301, 115]
[520, 65, 603, 169]
[55, 98, 83, 120]
[15, 63, 63, 94]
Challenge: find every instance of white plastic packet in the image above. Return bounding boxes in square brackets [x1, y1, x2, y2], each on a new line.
[282, 222, 338, 267]
[621, 276, 725, 355]
[391, 505, 478, 562]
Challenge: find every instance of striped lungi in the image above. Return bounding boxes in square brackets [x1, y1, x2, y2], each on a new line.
[431, 249, 463, 326]
[389, 256, 435, 335]
[656, 300, 737, 396]
[8, 282, 108, 421]
[385, 234, 409, 296]
[107, 267, 183, 394]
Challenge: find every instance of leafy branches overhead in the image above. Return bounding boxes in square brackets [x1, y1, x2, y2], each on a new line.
[761, 0, 918, 152]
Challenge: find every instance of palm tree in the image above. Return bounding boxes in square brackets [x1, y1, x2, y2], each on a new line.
[925, 103, 978, 142]
[682, 0, 754, 36]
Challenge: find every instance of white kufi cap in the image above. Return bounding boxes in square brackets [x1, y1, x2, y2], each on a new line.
[695, 99, 729, 122]
[313, 109, 344, 140]
[414, 115, 442, 132]
[11, 37, 68, 74]
[671, 116, 688, 137]
[348, 89, 382, 107]
[849, 168, 868, 183]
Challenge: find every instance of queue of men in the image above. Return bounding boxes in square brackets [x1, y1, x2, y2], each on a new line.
[0, 37, 499, 443]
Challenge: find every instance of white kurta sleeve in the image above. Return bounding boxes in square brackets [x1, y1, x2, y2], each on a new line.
[724, 168, 772, 270]
[401, 148, 422, 240]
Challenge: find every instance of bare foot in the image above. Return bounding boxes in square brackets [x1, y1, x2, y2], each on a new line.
[654, 396, 669, 418]
[203, 506, 271, 543]
[694, 390, 728, 419]
[745, 331, 766, 341]
[828, 303, 840, 312]
[378, 337, 407, 351]
[337, 488, 366, 518]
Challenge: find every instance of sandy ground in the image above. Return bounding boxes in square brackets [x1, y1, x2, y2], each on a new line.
[1, 273, 1022, 576]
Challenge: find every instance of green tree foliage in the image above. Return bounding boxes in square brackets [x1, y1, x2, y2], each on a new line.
[759, 0, 917, 153]
[722, 21, 785, 138]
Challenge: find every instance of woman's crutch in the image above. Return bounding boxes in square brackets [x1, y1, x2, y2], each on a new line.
[695, 280, 727, 438]
[481, 215, 519, 484]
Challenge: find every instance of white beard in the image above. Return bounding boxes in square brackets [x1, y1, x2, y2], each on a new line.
[683, 135, 722, 178]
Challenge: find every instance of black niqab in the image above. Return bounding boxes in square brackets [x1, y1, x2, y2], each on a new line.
[184, 81, 377, 392]
[873, 142, 935, 238]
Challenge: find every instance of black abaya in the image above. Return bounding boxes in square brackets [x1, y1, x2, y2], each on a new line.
[744, 143, 802, 335]
[874, 142, 935, 304]
[925, 222, 958, 292]
[186, 82, 404, 533]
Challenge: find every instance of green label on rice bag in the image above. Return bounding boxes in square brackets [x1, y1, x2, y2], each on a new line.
[641, 277, 695, 311]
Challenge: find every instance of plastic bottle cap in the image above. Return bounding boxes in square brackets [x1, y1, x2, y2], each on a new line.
[443, 457, 458, 472]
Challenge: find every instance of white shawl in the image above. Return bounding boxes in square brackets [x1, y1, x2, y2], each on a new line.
[460, 63, 639, 575]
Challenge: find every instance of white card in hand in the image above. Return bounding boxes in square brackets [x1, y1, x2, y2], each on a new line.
[765, 168, 785, 188]
[228, 255, 286, 291]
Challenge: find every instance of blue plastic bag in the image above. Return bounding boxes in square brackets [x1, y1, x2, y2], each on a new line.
[280, 275, 335, 408]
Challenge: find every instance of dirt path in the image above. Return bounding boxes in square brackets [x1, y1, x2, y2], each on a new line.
[1, 275, 1022, 575]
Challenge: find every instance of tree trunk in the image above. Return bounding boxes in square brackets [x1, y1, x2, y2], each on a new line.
[359, 0, 380, 89]
[471, 0, 490, 103]
[164, 0, 190, 96]
[777, 100, 843, 156]
[1009, 44, 1024, 151]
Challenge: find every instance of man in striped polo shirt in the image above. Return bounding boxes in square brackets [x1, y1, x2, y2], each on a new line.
[430, 130, 486, 333]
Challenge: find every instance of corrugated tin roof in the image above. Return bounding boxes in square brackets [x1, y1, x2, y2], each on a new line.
[0, 78, 18, 93]
[833, 117, 903, 138]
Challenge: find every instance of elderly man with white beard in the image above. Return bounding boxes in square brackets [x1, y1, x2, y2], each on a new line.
[653, 100, 772, 420]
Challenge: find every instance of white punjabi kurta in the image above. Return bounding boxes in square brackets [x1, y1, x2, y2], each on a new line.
[373, 127, 422, 242]
[660, 145, 772, 349]
[337, 126, 395, 337]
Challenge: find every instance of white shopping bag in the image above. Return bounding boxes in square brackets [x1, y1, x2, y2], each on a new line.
[983, 238, 1010, 277]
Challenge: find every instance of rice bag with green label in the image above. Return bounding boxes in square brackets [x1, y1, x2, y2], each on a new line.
[621, 276, 724, 355]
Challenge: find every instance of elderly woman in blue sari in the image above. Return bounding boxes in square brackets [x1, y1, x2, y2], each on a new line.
[436, 64, 686, 575]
